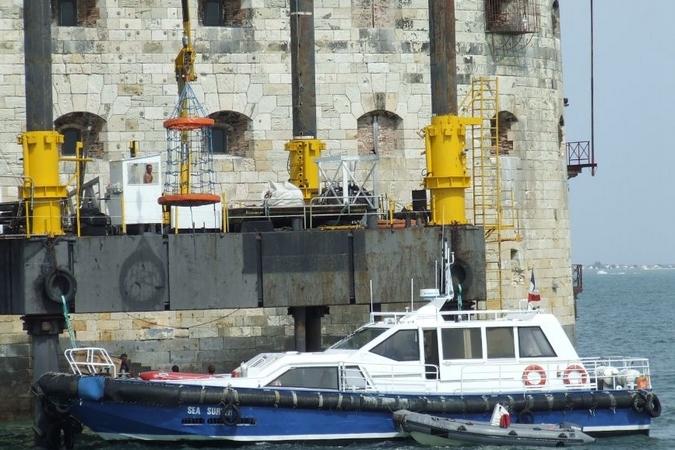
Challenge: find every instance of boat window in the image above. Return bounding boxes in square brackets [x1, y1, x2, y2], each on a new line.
[486, 327, 515, 358]
[268, 366, 338, 390]
[441, 328, 483, 359]
[518, 327, 557, 358]
[370, 330, 420, 361]
[342, 366, 368, 390]
[330, 327, 387, 350]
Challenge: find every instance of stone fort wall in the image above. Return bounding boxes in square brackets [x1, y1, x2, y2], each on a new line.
[0, 0, 573, 418]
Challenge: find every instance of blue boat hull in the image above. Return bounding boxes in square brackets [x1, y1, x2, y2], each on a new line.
[71, 396, 651, 442]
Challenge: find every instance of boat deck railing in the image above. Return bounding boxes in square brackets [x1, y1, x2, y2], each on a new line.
[352, 356, 651, 394]
[370, 308, 538, 325]
[65, 347, 117, 378]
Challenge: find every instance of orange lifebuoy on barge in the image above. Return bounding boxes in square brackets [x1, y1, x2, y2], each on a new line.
[522, 364, 547, 387]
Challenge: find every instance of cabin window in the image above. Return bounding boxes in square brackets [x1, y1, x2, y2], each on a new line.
[331, 327, 387, 350]
[441, 328, 483, 360]
[269, 366, 338, 390]
[518, 327, 557, 358]
[371, 330, 420, 361]
[342, 366, 368, 390]
[486, 327, 515, 358]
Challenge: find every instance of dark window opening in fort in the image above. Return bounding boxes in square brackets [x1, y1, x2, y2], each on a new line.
[357, 110, 402, 156]
[485, 0, 540, 34]
[55, 112, 106, 158]
[199, 0, 250, 27]
[209, 111, 253, 157]
[552, 1, 560, 37]
[490, 111, 518, 155]
[52, 0, 99, 27]
[58, 0, 77, 26]
[352, 0, 401, 29]
[211, 128, 228, 155]
[558, 115, 565, 149]
[61, 128, 80, 156]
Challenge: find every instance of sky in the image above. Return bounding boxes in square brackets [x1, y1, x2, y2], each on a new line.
[560, 0, 675, 265]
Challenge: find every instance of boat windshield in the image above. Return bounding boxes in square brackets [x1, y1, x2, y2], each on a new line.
[330, 327, 388, 350]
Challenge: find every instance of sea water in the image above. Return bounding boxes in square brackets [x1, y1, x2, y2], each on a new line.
[1, 270, 674, 449]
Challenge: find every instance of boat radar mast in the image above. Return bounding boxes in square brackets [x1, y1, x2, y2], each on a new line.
[420, 237, 455, 310]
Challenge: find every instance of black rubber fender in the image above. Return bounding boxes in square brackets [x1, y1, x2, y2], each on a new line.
[44, 268, 77, 303]
[633, 391, 647, 413]
[645, 392, 662, 418]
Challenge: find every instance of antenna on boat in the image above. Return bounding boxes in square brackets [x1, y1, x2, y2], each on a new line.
[410, 278, 414, 310]
[369, 279, 373, 313]
[442, 235, 454, 300]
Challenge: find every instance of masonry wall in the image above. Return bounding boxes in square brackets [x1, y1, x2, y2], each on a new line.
[0, 0, 574, 419]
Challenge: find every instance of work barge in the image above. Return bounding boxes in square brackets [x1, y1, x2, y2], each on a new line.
[0, 0, 582, 432]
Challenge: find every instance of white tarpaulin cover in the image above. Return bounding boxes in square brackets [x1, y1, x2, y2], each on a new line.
[262, 181, 304, 207]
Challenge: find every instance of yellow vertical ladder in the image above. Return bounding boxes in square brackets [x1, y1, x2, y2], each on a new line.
[464, 77, 521, 309]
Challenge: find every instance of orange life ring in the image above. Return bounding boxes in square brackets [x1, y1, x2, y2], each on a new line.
[563, 364, 589, 385]
[522, 364, 547, 387]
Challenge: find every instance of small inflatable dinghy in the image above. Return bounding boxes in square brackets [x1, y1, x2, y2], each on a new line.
[393, 407, 595, 447]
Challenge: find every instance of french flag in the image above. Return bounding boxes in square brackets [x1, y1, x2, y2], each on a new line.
[528, 270, 541, 302]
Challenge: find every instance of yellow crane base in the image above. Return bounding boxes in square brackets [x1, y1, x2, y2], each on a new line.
[19, 131, 68, 236]
[423, 114, 481, 225]
[285, 138, 325, 202]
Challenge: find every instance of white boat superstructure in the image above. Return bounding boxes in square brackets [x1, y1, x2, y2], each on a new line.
[161, 292, 651, 396]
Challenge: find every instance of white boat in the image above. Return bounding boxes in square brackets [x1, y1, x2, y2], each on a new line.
[36, 241, 661, 445]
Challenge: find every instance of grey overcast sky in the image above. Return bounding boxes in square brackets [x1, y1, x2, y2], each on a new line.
[560, 0, 675, 265]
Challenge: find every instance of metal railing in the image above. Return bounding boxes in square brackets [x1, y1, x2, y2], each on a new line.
[65, 347, 117, 378]
[451, 357, 651, 393]
[226, 194, 388, 231]
[566, 140, 597, 176]
[369, 308, 538, 325]
[345, 356, 651, 394]
[572, 264, 583, 298]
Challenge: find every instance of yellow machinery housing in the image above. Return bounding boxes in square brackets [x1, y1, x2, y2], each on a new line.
[423, 114, 481, 225]
[19, 131, 67, 236]
[285, 138, 325, 202]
